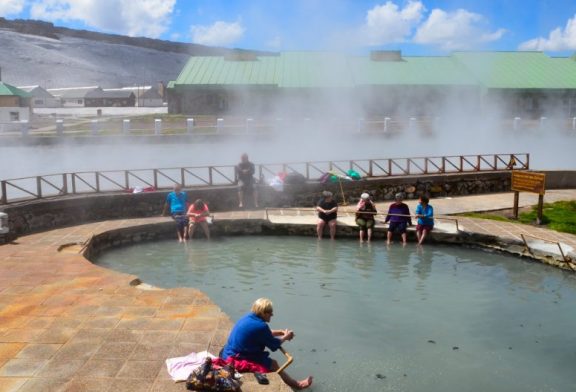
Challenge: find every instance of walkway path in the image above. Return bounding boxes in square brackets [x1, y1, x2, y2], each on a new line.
[0, 190, 575, 392]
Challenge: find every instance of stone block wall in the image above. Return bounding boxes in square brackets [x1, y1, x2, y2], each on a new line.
[0, 171, 529, 237]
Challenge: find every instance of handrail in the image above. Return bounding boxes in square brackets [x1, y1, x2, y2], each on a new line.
[264, 208, 460, 231]
[0, 153, 528, 205]
[520, 233, 575, 271]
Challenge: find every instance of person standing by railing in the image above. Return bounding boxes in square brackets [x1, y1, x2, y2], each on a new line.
[162, 183, 189, 243]
[236, 153, 259, 209]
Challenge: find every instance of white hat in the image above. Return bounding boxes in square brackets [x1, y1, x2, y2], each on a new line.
[361, 193, 370, 200]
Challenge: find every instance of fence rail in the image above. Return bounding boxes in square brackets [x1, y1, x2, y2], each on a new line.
[0, 153, 528, 205]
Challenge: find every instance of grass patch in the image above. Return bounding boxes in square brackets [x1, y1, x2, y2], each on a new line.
[459, 200, 576, 235]
[519, 200, 576, 234]
[458, 212, 511, 222]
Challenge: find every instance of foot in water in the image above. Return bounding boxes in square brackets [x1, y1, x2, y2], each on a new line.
[296, 376, 313, 390]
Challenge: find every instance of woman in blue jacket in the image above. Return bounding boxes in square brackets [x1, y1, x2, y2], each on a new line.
[415, 195, 434, 245]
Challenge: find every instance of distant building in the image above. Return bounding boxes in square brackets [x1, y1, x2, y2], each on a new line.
[48, 86, 100, 107]
[115, 85, 165, 107]
[0, 81, 31, 124]
[139, 86, 164, 107]
[167, 51, 576, 120]
[85, 89, 135, 107]
[18, 85, 61, 108]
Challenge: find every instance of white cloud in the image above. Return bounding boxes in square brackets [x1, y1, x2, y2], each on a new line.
[0, 0, 25, 16]
[191, 20, 245, 47]
[414, 8, 505, 50]
[29, 0, 175, 38]
[519, 14, 576, 51]
[360, 1, 425, 45]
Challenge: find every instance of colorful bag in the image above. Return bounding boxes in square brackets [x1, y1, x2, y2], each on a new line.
[186, 358, 241, 392]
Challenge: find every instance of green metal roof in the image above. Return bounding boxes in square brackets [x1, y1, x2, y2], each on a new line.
[278, 52, 354, 88]
[174, 56, 280, 87]
[0, 82, 32, 97]
[452, 51, 576, 89]
[171, 51, 576, 90]
[349, 56, 477, 86]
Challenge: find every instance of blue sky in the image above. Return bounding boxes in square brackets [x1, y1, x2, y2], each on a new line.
[2, 0, 576, 55]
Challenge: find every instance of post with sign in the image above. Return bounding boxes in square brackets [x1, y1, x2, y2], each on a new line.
[511, 171, 546, 224]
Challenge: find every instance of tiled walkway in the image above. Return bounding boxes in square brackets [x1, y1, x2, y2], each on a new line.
[1, 190, 575, 392]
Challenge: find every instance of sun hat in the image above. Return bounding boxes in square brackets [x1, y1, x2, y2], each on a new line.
[361, 192, 370, 200]
[322, 190, 333, 197]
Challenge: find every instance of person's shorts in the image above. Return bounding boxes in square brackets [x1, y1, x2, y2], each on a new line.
[356, 218, 375, 229]
[238, 178, 255, 190]
[416, 224, 434, 233]
[319, 214, 337, 224]
[388, 221, 408, 234]
[172, 214, 189, 230]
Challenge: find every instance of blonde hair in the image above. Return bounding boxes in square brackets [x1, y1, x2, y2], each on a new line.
[251, 298, 273, 318]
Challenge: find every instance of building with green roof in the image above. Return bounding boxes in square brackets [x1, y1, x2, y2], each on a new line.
[0, 81, 32, 123]
[168, 51, 576, 119]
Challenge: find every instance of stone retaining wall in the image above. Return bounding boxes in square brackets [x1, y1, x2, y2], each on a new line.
[83, 218, 574, 275]
[2, 170, 575, 238]
[2, 171, 514, 237]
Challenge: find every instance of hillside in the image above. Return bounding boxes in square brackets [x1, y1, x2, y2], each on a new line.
[0, 18, 269, 88]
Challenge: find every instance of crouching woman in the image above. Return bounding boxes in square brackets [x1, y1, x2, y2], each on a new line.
[220, 298, 313, 390]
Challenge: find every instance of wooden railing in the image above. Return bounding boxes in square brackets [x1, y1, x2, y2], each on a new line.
[0, 153, 528, 205]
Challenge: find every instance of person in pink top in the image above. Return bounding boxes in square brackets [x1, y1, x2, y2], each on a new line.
[187, 199, 211, 239]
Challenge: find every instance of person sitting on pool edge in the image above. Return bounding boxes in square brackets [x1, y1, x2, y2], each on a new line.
[187, 199, 211, 239]
[162, 183, 189, 243]
[415, 195, 434, 245]
[356, 192, 377, 242]
[221, 298, 313, 390]
[384, 192, 412, 245]
[316, 190, 338, 240]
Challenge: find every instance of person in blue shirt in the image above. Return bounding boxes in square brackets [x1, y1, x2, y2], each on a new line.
[162, 183, 188, 242]
[221, 298, 313, 390]
[415, 195, 434, 245]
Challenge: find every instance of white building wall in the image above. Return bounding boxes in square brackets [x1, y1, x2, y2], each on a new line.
[0, 107, 30, 132]
[61, 98, 85, 107]
[0, 107, 30, 122]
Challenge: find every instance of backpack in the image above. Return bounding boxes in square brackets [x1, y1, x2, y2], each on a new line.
[186, 358, 241, 392]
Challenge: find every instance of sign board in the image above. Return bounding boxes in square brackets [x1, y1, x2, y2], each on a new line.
[511, 171, 546, 195]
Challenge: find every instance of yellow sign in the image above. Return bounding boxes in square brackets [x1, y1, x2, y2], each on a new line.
[511, 171, 546, 195]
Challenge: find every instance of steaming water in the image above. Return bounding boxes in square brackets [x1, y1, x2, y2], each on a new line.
[0, 129, 575, 181]
[94, 237, 576, 392]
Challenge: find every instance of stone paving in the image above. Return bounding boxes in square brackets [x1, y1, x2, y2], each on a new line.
[1, 190, 575, 392]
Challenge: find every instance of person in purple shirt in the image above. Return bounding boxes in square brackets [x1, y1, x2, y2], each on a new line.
[385, 192, 412, 245]
[221, 298, 313, 390]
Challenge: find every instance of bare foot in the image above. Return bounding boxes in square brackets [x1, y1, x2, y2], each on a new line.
[296, 376, 313, 389]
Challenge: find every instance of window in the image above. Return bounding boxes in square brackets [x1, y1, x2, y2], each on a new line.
[78, 99, 83, 105]
[34, 99, 44, 105]
[9, 112, 20, 121]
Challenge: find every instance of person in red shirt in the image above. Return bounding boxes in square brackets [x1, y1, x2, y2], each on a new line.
[187, 199, 211, 239]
